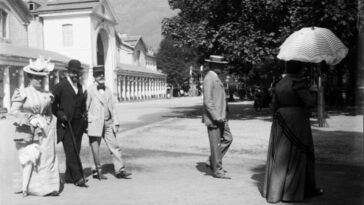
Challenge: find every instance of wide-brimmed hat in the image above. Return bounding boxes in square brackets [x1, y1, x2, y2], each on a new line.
[205, 55, 228, 64]
[66, 59, 83, 72]
[93, 65, 104, 76]
[23, 56, 55, 76]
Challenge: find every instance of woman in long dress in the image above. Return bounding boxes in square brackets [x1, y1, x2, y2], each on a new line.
[10, 57, 60, 197]
[263, 60, 323, 203]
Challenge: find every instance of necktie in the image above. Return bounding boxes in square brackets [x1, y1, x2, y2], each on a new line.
[97, 84, 105, 90]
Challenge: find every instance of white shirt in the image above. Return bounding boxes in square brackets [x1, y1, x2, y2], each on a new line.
[66, 76, 78, 94]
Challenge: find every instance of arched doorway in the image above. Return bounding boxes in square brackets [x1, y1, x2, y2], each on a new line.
[96, 29, 108, 66]
[97, 34, 104, 65]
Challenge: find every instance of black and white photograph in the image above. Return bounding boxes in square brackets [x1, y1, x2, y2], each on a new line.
[0, 0, 363, 204]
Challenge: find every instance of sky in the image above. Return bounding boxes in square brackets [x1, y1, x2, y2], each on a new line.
[109, 0, 179, 51]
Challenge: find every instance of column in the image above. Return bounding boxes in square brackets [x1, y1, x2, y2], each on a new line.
[3, 66, 10, 111]
[122, 75, 126, 101]
[126, 76, 130, 101]
[117, 75, 121, 102]
[44, 74, 49, 91]
[18, 68, 24, 89]
[130, 76, 134, 101]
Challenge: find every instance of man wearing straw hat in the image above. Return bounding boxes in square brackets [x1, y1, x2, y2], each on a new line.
[52, 59, 88, 187]
[202, 55, 233, 179]
[86, 65, 132, 180]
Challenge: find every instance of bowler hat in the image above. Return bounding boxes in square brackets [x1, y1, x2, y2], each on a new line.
[66, 59, 83, 72]
[205, 55, 228, 64]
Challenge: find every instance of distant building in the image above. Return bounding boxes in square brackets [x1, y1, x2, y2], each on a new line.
[32, 0, 166, 101]
[0, 0, 71, 111]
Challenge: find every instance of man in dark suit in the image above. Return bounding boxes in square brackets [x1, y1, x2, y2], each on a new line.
[52, 59, 88, 187]
[202, 55, 233, 179]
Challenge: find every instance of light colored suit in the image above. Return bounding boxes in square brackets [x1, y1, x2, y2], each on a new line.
[202, 70, 233, 176]
[203, 71, 227, 126]
[86, 83, 125, 173]
[86, 84, 118, 137]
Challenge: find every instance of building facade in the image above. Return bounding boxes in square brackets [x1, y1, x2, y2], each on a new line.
[35, 0, 166, 101]
[0, 0, 70, 111]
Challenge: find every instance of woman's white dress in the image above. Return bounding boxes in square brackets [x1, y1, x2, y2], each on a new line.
[11, 86, 60, 196]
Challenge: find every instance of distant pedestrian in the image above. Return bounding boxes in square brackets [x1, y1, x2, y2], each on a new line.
[263, 60, 323, 203]
[254, 87, 264, 111]
[86, 66, 132, 180]
[202, 55, 233, 179]
[52, 59, 88, 187]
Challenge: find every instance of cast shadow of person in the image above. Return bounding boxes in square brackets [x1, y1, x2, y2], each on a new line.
[250, 164, 266, 196]
[195, 162, 214, 177]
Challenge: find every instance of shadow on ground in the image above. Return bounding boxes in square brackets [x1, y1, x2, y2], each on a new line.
[163, 101, 274, 121]
[195, 162, 213, 177]
[250, 163, 363, 205]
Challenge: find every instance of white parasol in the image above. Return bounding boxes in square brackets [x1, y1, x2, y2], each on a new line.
[277, 27, 348, 65]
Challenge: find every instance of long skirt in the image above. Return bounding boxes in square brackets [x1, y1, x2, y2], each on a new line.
[263, 108, 317, 203]
[15, 117, 60, 196]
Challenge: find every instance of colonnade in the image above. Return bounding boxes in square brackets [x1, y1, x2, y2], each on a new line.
[116, 74, 167, 102]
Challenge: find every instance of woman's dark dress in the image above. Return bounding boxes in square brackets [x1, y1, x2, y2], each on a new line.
[263, 74, 317, 203]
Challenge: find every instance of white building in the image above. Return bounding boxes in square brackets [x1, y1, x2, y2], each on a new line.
[33, 0, 166, 100]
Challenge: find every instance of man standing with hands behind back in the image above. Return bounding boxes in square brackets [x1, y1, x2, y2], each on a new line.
[86, 66, 132, 180]
[202, 55, 233, 179]
[52, 59, 88, 187]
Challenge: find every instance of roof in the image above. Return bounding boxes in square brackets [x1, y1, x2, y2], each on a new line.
[7, 0, 31, 24]
[116, 63, 165, 77]
[37, 0, 99, 13]
[0, 43, 86, 69]
[120, 35, 142, 48]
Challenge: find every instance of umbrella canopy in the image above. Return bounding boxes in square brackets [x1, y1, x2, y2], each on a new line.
[277, 27, 348, 65]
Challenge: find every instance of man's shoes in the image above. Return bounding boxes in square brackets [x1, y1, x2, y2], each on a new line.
[115, 170, 132, 179]
[92, 170, 107, 180]
[213, 172, 231, 179]
[74, 178, 88, 187]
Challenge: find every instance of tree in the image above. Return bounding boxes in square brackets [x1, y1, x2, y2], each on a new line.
[156, 38, 200, 87]
[162, 0, 358, 103]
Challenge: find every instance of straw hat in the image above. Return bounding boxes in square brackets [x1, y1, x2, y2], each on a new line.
[23, 56, 55, 76]
[205, 55, 228, 64]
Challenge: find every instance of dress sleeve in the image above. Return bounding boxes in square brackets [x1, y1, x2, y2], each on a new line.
[10, 89, 34, 126]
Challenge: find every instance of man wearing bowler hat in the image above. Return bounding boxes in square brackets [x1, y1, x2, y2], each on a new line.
[86, 65, 132, 180]
[202, 55, 233, 179]
[52, 59, 88, 187]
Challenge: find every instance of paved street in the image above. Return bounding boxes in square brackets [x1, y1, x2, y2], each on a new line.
[0, 97, 363, 205]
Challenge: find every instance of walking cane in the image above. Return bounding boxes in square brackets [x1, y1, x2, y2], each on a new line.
[67, 120, 86, 183]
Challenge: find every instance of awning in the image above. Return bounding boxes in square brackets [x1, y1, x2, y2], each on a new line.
[0, 43, 82, 69]
[116, 63, 166, 78]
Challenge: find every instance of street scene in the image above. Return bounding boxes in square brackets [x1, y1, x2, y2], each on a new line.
[0, 97, 362, 204]
[0, 0, 363, 204]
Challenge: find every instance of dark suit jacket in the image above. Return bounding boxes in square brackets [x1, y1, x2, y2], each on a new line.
[52, 79, 87, 143]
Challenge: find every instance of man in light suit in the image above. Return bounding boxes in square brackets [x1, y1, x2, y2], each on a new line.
[86, 66, 131, 180]
[202, 55, 233, 179]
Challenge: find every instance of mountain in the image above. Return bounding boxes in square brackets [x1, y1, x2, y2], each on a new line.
[109, 0, 178, 51]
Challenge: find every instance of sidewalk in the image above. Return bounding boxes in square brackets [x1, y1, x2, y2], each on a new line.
[0, 100, 362, 205]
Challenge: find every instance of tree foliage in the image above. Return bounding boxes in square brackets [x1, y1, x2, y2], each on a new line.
[156, 38, 200, 87]
[162, 0, 357, 67]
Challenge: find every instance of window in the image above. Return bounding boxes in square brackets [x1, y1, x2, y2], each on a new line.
[0, 8, 8, 38]
[29, 3, 35, 11]
[62, 24, 73, 47]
